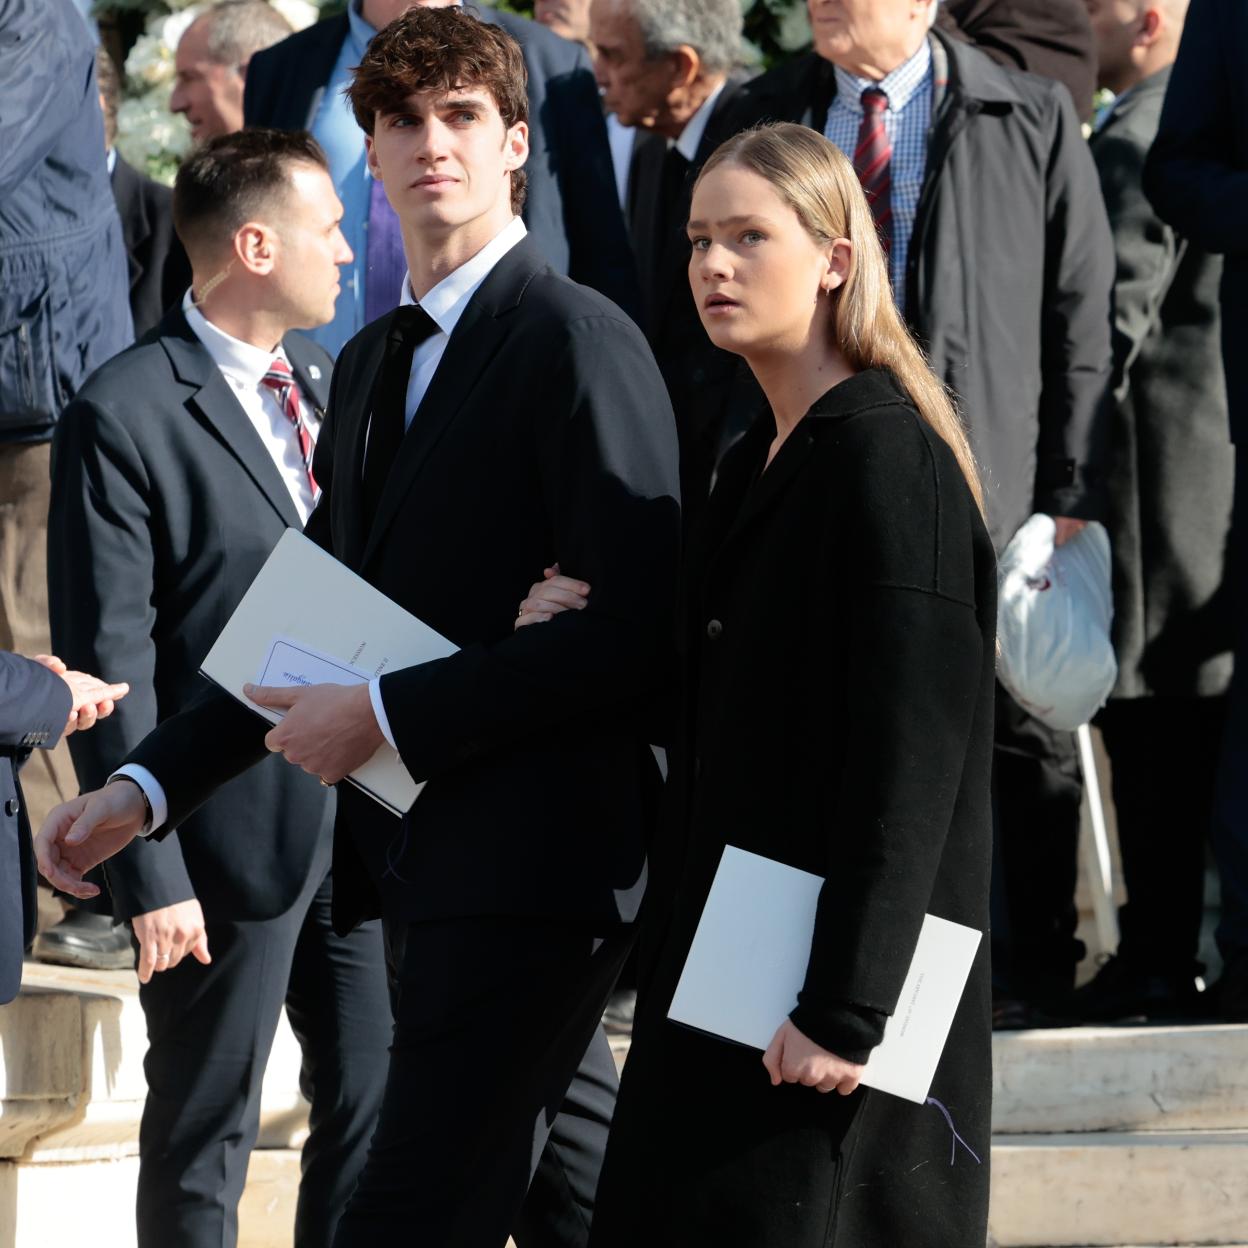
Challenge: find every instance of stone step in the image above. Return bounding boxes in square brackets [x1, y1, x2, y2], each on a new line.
[0, 963, 310, 1164]
[989, 1131, 1248, 1247]
[992, 1025, 1248, 1134]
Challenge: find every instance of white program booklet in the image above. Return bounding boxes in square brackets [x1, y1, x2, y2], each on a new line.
[199, 529, 459, 817]
[667, 846, 982, 1104]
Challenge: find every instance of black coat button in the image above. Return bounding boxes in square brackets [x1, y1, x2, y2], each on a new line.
[706, 618, 723, 640]
[5, 798, 19, 817]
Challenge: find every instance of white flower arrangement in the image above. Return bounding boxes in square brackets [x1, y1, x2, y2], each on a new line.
[104, 0, 330, 184]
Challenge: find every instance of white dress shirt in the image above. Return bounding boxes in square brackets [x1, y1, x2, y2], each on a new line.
[182, 290, 323, 524]
[114, 295, 326, 834]
[674, 79, 727, 163]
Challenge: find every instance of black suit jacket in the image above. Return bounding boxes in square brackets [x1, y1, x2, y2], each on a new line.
[1144, 0, 1248, 442]
[243, 7, 640, 319]
[0, 651, 71, 1003]
[124, 235, 680, 935]
[627, 74, 759, 522]
[110, 156, 191, 339]
[48, 308, 337, 922]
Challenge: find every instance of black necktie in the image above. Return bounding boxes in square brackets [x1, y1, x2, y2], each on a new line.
[362, 303, 439, 528]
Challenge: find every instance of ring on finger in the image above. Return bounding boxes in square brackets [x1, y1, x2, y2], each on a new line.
[156, 952, 171, 962]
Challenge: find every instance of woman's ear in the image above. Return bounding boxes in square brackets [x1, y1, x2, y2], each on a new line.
[821, 237, 853, 294]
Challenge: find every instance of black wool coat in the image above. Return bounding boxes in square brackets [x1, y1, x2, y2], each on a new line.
[1093, 69, 1234, 700]
[590, 369, 996, 1248]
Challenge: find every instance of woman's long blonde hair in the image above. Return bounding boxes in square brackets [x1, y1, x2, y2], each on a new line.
[695, 123, 985, 515]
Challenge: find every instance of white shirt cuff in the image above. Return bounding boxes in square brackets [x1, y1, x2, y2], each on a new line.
[368, 678, 397, 750]
[110, 763, 169, 837]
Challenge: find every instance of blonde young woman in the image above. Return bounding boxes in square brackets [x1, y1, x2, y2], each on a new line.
[518, 123, 995, 1247]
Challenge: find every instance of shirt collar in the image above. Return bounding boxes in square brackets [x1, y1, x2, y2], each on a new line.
[833, 36, 932, 114]
[675, 79, 727, 163]
[399, 214, 528, 336]
[182, 289, 288, 388]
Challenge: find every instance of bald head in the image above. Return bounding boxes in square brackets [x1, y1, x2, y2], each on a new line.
[1087, 0, 1188, 95]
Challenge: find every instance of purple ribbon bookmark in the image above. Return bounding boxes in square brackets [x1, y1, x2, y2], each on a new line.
[925, 1097, 982, 1166]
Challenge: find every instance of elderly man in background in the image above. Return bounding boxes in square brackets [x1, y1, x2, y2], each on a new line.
[1146, 0, 1248, 1022]
[1072, 0, 1231, 1024]
[725, 0, 1115, 1027]
[170, 0, 294, 143]
[243, 0, 637, 356]
[591, 0, 754, 524]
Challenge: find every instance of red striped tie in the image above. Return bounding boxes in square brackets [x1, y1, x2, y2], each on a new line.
[854, 87, 893, 258]
[260, 358, 318, 495]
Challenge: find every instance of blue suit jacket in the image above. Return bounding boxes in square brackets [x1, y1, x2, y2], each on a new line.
[0, 652, 71, 1004]
[0, 0, 133, 442]
[243, 5, 640, 321]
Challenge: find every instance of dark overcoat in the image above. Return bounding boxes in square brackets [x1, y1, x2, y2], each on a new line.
[590, 369, 996, 1248]
[1093, 68, 1234, 700]
[724, 31, 1115, 551]
[1144, 0, 1248, 442]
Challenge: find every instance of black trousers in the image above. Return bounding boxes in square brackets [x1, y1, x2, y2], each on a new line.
[990, 684, 1085, 1000]
[332, 915, 632, 1248]
[1098, 697, 1225, 975]
[135, 865, 391, 1248]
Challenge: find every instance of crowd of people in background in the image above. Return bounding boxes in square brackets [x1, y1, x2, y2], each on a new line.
[2, 0, 1246, 1244]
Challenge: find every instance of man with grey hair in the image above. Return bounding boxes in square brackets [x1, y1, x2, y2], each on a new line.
[170, 0, 293, 143]
[592, 0, 753, 521]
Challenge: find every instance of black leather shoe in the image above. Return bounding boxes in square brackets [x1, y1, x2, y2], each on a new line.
[32, 909, 132, 971]
[1067, 954, 1207, 1024]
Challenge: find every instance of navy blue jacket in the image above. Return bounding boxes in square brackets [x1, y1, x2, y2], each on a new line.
[1144, 0, 1248, 443]
[0, 0, 133, 442]
[243, 4, 640, 320]
[0, 652, 71, 1003]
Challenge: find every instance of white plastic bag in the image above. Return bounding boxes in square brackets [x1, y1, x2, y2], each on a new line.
[996, 514, 1117, 731]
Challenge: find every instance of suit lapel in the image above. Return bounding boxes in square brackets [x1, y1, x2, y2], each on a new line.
[159, 310, 303, 529]
[358, 238, 545, 570]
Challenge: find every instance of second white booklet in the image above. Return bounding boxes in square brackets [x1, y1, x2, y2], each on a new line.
[667, 846, 982, 1104]
[199, 528, 459, 816]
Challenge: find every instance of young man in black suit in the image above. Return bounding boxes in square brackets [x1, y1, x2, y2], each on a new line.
[46, 130, 392, 1248]
[243, 0, 639, 354]
[38, 9, 680, 1246]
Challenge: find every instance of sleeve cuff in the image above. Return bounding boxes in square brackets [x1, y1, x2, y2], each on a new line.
[789, 997, 890, 1066]
[368, 677, 397, 750]
[110, 764, 168, 837]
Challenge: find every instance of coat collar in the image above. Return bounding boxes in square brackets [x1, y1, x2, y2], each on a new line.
[357, 233, 549, 570]
[1093, 65, 1171, 139]
[699, 369, 913, 578]
[157, 306, 306, 529]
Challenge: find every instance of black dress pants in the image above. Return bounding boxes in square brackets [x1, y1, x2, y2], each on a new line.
[990, 684, 1085, 1000]
[135, 866, 391, 1248]
[332, 915, 632, 1248]
[1099, 697, 1225, 975]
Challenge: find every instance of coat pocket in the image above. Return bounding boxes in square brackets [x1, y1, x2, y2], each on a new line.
[0, 288, 62, 436]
